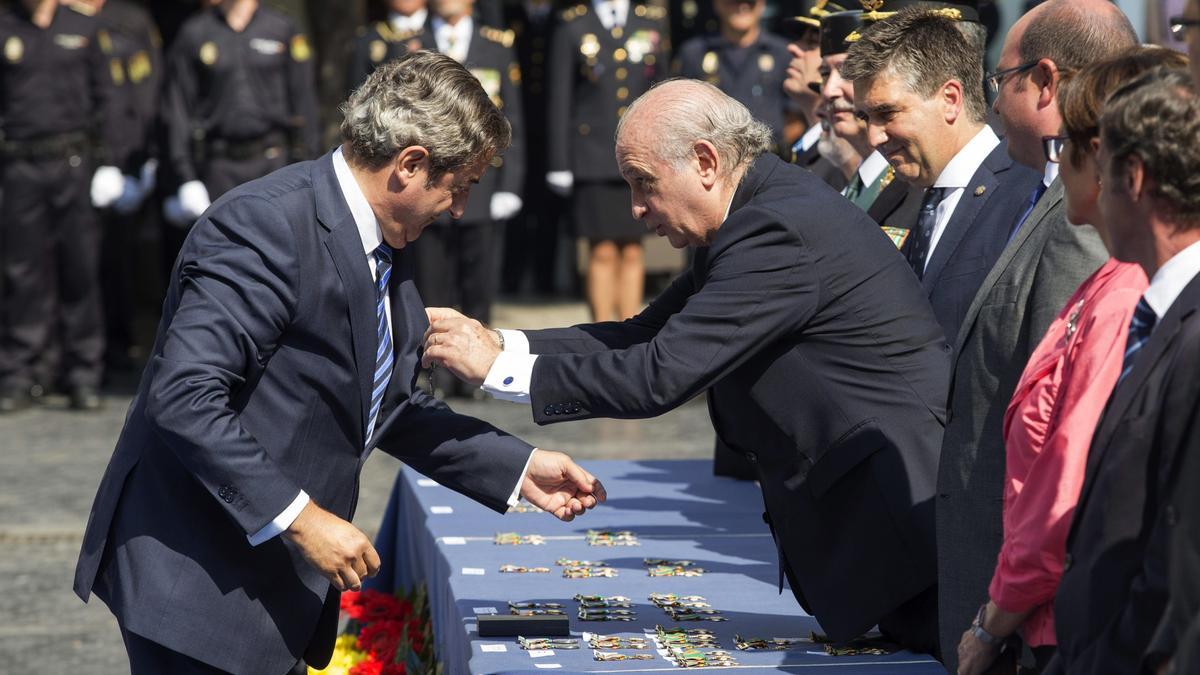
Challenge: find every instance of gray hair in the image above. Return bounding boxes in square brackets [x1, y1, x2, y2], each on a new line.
[1019, 0, 1138, 72]
[340, 51, 511, 178]
[842, 8, 988, 124]
[616, 79, 772, 177]
[1100, 68, 1200, 229]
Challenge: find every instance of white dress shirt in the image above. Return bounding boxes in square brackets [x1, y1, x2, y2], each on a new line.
[925, 125, 1002, 271]
[593, 0, 629, 29]
[432, 15, 473, 63]
[389, 8, 428, 33]
[797, 123, 822, 154]
[1143, 239, 1200, 321]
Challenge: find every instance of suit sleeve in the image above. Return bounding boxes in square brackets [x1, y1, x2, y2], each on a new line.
[1027, 217, 1107, 345]
[143, 195, 304, 536]
[499, 44, 525, 196]
[529, 212, 818, 423]
[286, 28, 321, 160]
[546, 16, 572, 173]
[162, 30, 200, 184]
[375, 388, 533, 514]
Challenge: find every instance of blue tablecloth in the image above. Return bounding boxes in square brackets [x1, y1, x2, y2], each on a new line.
[366, 460, 944, 674]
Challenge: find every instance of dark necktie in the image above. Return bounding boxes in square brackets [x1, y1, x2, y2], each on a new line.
[1118, 297, 1156, 384]
[844, 174, 864, 204]
[1008, 181, 1048, 243]
[907, 186, 945, 279]
[366, 244, 394, 445]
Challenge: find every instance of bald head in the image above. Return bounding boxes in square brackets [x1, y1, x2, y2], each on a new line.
[616, 79, 771, 176]
[1017, 0, 1138, 71]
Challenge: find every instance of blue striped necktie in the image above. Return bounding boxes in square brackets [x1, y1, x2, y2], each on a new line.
[1118, 297, 1156, 384]
[907, 186, 945, 280]
[366, 244, 393, 445]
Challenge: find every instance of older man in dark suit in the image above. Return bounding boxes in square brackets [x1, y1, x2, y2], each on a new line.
[73, 52, 604, 675]
[1050, 69, 1200, 675]
[933, 1, 1136, 668]
[423, 78, 950, 653]
[842, 8, 1043, 348]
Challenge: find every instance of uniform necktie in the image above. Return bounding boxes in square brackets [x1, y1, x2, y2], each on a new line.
[1008, 181, 1048, 243]
[907, 186, 945, 280]
[365, 244, 394, 445]
[1118, 297, 1156, 384]
[844, 174, 864, 204]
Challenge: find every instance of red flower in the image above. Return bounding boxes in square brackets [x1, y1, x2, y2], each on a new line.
[350, 660, 382, 675]
[359, 620, 404, 664]
[340, 590, 366, 621]
[362, 591, 405, 622]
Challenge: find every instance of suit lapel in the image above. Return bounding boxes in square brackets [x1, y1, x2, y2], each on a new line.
[315, 153, 376, 443]
[921, 167, 1000, 292]
[952, 178, 1063, 361]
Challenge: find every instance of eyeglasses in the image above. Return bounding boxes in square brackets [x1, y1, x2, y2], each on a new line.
[985, 61, 1038, 94]
[1042, 135, 1070, 164]
[1169, 16, 1200, 38]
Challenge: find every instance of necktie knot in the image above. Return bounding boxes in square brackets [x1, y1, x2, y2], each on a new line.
[375, 243, 392, 266]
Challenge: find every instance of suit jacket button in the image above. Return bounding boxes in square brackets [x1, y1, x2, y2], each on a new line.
[744, 452, 757, 463]
[543, 405, 554, 416]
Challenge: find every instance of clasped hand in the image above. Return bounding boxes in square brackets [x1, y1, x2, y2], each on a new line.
[421, 307, 500, 387]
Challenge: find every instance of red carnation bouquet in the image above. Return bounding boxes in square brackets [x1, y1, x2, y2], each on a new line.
[310, 585, 438, 675]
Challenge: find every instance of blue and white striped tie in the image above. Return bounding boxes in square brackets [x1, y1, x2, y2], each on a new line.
[365, 244, 393, 445]
[1118, 297, 1156, 384]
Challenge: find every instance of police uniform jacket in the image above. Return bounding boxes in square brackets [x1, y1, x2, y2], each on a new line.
[547, 2, 667, 182]
[346, 18, 428, 92]
[97, 0, 162, 172]
[519, 153, 948, 640]
[675, 31, 796, 150]
[161, 5, 320, 185]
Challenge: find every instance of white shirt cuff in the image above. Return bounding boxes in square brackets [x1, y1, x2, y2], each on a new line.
[506, 449, 536, 510]
[481, 351, 536, 403]
[247, 490, 310, 546]
[498, 328, 530, 354]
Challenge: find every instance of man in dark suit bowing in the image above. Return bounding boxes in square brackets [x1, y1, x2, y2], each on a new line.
[73, 52, 604, 675]
[842, 7, 1043, 348]
[1049, 69, 1200, 675]
[423, 79, 950, 654]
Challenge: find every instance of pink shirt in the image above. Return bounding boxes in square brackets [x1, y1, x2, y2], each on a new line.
[988, 258, 1147, 647]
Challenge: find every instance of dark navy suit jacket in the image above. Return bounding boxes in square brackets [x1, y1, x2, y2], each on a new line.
[519, 153, 950, 640]
[73, 152, 532, 674]
[912, 139, 1042, 346]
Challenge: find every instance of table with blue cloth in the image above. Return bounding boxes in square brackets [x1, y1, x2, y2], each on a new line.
[365, 459, 943, 674]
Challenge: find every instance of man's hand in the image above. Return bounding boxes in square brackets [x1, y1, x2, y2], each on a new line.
[422, 307, 502, 387]
[284, 500, 380, 592]
[522, 449, 606, 521]
[956, 627, 1001, 675]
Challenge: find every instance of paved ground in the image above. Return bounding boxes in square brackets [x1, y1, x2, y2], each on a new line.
[0, 301, 715, 674]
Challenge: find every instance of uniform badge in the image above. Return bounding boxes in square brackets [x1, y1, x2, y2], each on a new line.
[470, 68, 502, 106]
[370, 39, 387, 63]
[129, 50, 152, 83]
[757, 53, 774, 72]
[701, 51, 718, 75]
[880, 166, 895, 189]
[109, 57, 125, 86]
[974, 185, 986, 196]
[250, 38, 284, 55]
[4, 37, 22, 63]
[54, 34, 88, 50]
[881, 226, 910, 249]
[97, 29, 113, 54]
[625, 29, 659, 64]
[199, 41, 218, 66]
[290, 35, 311, 62]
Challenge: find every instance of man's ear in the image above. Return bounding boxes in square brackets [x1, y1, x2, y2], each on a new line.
[1125, 155, 1146, 203]
[694, 140, 720, 189]
[942, 79, 965, 125]
[1035, 58, 1060, 111]
[394, 146, 430, 188]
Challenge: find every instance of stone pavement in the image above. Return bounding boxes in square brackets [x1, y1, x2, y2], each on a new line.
[0, 301, 716, 674]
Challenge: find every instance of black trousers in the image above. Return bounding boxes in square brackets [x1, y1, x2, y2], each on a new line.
[413, 220, 496, 325]
[0, 154, 104, 391]
[122, 628, 307, 675]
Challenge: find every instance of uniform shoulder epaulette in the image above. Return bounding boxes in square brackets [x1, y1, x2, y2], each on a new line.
[64, 0, 98, 17]
[561, 3, 588, 22]
[375, 21, 422, 42]
[480, 26, 515, 48]
[633, 3, 667, 20]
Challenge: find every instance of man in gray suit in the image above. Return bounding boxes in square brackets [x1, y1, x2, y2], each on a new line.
[935, 0, 1137, 669]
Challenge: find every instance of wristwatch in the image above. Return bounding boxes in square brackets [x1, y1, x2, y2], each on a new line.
[971, 604, 1003, 647]
[492, 328, 506, 350]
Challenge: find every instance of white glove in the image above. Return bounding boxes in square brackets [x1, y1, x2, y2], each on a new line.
[546, 171, 574, 196]
[490, 192, 523, 221]
[162, 195, 192, 228]
[112, 174, 145, 215]
[177, 180, 211, 220]
[90, 165, 126, 208]
[138, 158, 158, 195]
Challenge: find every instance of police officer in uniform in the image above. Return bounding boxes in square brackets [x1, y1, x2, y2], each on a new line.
[670, 0, 717, 50]
[781, 0, 847, 189]
[415, 0, 525, 398]
[675, 0, 797, 153]
[547, 0, 667, 322]
[160, 0, 320, 255]
[346, 0, 429, 91]
[89, 0, 164, 373]
[0, 0, 127, 412]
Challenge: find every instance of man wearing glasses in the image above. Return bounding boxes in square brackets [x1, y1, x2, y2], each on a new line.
[923, 0, 1137, 668]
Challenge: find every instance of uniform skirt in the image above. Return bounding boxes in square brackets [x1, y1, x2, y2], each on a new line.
[574, 181, 644, 244]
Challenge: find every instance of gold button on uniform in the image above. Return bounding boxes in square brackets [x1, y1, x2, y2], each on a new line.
[616, 86, 629, 100]
[617, 106, 628, 117]
[614, 47, 627, 62]
[579, 123, 590, 135]
[615, 66, 627, 80]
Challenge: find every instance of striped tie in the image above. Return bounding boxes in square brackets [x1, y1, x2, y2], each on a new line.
[1118, 297, 1156, 384]
[907, 187, 944, 280]
[365, 244, 393, 445]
